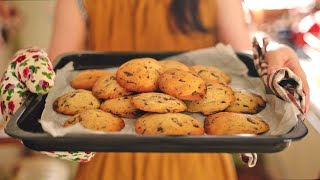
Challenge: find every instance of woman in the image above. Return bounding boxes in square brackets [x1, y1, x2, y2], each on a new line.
[48, 1, 309, 180]
[0, 0, 309, 179]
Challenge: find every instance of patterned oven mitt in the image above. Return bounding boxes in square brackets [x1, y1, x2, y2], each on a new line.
[252, 37, 306, 117]
[240, 36, 307, 168]
[0, 47, 95, 162]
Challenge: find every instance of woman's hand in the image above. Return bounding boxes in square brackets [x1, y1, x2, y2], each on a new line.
[0, 47, 95, 162]
[265, 44, 310, 112]
[0, 47, 55, 125]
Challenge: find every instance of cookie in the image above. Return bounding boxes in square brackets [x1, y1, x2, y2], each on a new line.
[71, 70, 112, 90]
[64, 109, 125, 132]
[100, 96, 143, 119]
[132, 92, 186, 113]
[92, 74, 133, 99]
[135, 113, 204, 135]
[159, 59, 190, 72]
[53, 90, 100, 115]
[191, 65, 231, 84]
[224, 89, 266, 114]
[204, 112, 269, 135]
[185, 82, 235, 115]
[158, 69, 206, 101]
[116, 58, 163, 92]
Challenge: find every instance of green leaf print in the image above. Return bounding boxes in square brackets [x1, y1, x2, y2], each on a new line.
[42, 72, 52, 79]
[3, 89, 7, 95]
[29, 65, 40, 74]
[57, 154, 68, 158]
[10, 62, 17, 69]
[35, 85, 42, 92]
[29, 65, 36, 73]
[16, 83, 23, 89]
[40, 57, 49, 62]
[73, 158, 81, 161]
[31, 80, 35, 83]
[17, 91, 25, 97]
[8, 89, 14, 96]
[11, 72, 17, 78]
[6, 95, 11, 101]
[19, 61, 28, 67]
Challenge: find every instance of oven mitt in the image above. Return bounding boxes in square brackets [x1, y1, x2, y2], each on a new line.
[239, 37, 307, 168]
[252, 37, 306, 117]
[0, 47, 95, 162]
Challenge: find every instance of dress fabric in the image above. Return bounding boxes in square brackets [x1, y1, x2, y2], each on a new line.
[76, 0, 237, 180]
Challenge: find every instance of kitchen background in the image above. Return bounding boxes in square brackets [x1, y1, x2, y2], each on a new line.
[0, 0, 319, 179]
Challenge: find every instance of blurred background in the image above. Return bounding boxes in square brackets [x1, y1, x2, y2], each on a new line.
[0, 0, 319, 179]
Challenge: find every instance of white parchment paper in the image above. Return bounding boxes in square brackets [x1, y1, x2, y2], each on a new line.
[40, 44, 300, 137]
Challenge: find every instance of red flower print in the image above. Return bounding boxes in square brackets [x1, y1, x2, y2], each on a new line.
[85, 152, 91, 154]
[8, 101, 15, 112]
[18, 72, 21, 80]
[39, 80, 49, 90]
[47, 64, 53, 71]
[5, 83, 15, 90]
[32, 55, 40, 59]
[15, 55, 26, 63]
[79, 159, 89, 163]
[27, 49, 40, 53]
[23, 67, 31, 80]
[1, 101, 5, 115]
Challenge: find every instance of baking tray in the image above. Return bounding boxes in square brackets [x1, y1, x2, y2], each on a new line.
[4, 52, 308, 153]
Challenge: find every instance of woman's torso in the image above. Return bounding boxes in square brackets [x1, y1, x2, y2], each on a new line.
[83, 0, 217, 51]
[76, 1, 236, 180]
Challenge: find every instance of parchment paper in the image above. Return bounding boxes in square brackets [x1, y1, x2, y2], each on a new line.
[40, 44, 300, 137]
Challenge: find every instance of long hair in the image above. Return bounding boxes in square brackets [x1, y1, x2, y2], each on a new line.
[169, 0, 209, 34]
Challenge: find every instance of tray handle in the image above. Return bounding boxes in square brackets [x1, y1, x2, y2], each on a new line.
[4, 94, 49, 139]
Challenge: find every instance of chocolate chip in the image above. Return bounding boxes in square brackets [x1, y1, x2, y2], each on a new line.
[243, 105, 249, 108]
[68, 119, 76, 124]
[157, 127, 164, 132]
[220, 101, 226, 103]
[178, 79, 185, 82]
[124, 71, 133, 76]
[246, 117, 256, 124]
[198, 70, 206, 74]
[127, 81, 136, 84]
[171, 118, 182, 127]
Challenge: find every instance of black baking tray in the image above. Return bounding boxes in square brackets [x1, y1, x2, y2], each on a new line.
[4, 52, 308, 153]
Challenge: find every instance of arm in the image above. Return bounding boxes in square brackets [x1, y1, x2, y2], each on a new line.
[216, 0, 251, 51]
[48, 0, 86, 62]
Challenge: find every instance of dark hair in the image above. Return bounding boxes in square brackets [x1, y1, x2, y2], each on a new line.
[169, 0, 209, 34]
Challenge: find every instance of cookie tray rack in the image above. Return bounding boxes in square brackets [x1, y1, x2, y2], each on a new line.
[5, 52, 308, 153]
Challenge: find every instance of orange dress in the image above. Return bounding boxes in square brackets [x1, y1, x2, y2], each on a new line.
[76, 0, 237, 180]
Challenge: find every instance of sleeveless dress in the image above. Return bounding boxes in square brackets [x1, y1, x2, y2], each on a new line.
[76, 0, 237, 179]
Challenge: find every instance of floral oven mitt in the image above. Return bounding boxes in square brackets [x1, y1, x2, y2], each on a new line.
[0, 47, 95, 162]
